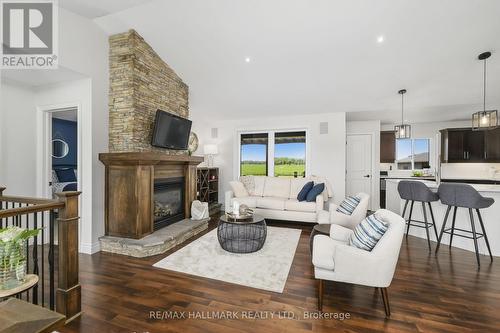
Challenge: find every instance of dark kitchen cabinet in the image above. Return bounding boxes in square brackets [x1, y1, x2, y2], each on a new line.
[380, 131, 396, 163]
[466, 130, 485, 160]
[485, 128, 500, 162]
[441, 128, 489, 163]
[445, 130, 466, 161]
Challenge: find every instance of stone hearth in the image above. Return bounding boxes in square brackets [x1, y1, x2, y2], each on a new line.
[100, 218, 209, 257]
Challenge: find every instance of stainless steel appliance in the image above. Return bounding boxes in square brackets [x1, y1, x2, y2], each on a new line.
[380, 171, 388, 208]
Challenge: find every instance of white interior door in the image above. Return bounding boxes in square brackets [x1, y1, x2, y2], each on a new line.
[346, 134, 372, 207]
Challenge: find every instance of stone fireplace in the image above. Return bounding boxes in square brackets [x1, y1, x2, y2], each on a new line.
[100, 30, 205, 243]
[153, 177, 185, 230]
[108, 29, 189, 153]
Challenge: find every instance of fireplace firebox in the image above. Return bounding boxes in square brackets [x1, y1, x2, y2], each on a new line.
[154, 177, 185, 230]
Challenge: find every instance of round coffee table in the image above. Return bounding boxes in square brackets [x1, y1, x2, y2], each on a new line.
[217, 214, 267, 253]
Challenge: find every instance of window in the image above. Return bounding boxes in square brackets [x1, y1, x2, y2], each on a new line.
[239, 130, 307, 177]
[396, 139, 412, 170]
[396, 138, 430, 170]
[240, 133, 268, 176]
[413, 139, 430, 169]
[274, 131, 306, 177]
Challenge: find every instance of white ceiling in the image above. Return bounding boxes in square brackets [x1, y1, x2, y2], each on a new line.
[1, 66, 86, 87]
[59, 0, 152, 19]
[89, 0, 500, 121]
[347, 104, 475, 125]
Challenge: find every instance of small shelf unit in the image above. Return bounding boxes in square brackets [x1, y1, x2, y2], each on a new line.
[197, 167, 222, 215]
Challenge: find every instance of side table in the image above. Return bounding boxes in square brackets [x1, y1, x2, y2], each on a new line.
[0, 274, 39, 299]
[309, 224, 331, 254]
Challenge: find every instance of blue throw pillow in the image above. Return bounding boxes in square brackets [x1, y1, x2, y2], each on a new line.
[62, 183, 77, 191]
[297, 181, 314, 201]
[350, 214, 389, 251]
[55, 169, 76, 182]
[306, 183, 325, 202]
[336, 196, 361, 215]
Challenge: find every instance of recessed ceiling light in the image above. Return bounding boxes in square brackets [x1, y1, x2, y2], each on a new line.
[245, 57, 251, 63]
[377, 35, 384, 43]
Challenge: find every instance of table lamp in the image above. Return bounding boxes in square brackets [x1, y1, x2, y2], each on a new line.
[203, 144, 218, 167]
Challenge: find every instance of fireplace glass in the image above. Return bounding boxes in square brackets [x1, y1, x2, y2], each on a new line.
[153, 177, 185, 230]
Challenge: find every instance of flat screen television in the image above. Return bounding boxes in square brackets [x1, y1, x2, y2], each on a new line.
[151, 110, 192, 150]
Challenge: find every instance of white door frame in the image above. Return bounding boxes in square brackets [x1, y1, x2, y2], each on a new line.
[36, 102, 82, 247]
[346, 133, 374, 209]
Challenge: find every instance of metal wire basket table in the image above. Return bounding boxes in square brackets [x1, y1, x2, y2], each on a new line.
[217, 214, 267, 253]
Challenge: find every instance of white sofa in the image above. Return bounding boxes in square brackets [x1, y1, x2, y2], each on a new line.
[312, 209, 405, 316]
[317, 192, 370, 229]
[225, 176, 333, 223]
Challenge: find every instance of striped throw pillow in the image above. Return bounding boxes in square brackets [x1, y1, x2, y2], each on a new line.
[350, 214, 389, 251]
[336, 196, 361, 215]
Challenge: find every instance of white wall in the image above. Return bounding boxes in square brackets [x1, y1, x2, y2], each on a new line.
[347, 120, 380, 210]
[58, 8, 109, 254]
[0, 83, 36, 196]
[0, 8, 108, 254]
[0, 79, 95, 252]
[190, 116, 212, 168]
[191, 112, 346, 206]
[34, 79, 93, 252]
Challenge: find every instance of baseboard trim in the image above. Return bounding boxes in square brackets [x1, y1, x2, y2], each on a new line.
[80, 241, 101, 254]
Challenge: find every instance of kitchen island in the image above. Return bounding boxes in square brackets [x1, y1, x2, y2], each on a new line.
[386, 179, 500, 256]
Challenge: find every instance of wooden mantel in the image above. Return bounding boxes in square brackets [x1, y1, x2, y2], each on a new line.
[99, 152, 204, 239]
[99, 152, 204, 166]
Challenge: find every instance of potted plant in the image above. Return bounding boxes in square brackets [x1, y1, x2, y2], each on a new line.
[0, 226, 41, 290]
[412, 170, 423, 177]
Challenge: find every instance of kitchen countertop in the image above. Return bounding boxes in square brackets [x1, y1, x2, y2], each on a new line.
[386, 178, 500, 193]
[380, 175, 436, 180]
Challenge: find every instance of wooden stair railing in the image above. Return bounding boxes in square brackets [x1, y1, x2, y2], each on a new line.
[0, 186, 81, 322]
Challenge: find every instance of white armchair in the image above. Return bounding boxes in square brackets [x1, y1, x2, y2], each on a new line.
[312, 209, 405, 317]
[317, 192, 370, 229]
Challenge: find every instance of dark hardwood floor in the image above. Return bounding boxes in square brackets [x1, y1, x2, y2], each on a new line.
[62, 217, 500, 333]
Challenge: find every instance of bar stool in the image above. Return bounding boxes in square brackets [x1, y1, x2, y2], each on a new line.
[436, 183, 494, 267]
[397, 181, 439, 251]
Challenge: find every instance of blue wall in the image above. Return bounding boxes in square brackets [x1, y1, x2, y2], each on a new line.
[52, 118, 77, 167]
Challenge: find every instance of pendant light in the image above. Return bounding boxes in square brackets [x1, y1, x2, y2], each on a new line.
[472, 52, 498, 130]
[394, 89, 411, 138]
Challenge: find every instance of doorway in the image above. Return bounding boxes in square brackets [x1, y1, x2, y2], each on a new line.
[346, 134, 372, 208]
[47, 108, 79, 197]
[37, 106, 81, 247]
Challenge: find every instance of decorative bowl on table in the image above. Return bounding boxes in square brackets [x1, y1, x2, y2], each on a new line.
[226, 204, 254, 221]
[226, 211, 254, 222]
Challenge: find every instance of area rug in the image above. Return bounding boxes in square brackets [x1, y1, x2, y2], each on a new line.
[153, 226, 301, 293]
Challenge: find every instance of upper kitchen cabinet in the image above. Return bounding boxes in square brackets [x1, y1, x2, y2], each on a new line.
[380, 130, 396, 163]
[440, 127, 497, 163]
[443, 129, 466, 162]
[467, 130, 486, 160]
[485, 128, 500, 162]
